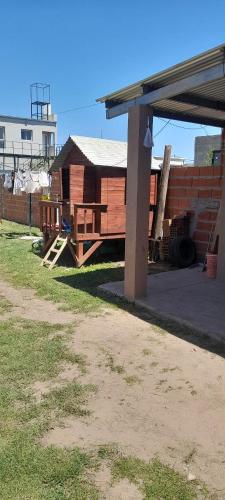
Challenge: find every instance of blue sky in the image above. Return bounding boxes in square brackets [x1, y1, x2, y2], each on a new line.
[1, 0, 225, 161]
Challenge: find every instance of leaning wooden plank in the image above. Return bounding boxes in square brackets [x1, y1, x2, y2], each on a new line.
[154, 145, 172, 239]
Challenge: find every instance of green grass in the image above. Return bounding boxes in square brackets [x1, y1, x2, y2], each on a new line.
[42, 381, 96, 417]
[0, 314, 99, 499]
[124, 375, 141, 385]
[112, 456, 204, 500]
[0, 318, 82, 387]
[0, 220, 124, 314]
[0, 431, 99, 499]
[0, 295, 12, 313]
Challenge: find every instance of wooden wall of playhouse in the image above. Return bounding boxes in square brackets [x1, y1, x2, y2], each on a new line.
[50, 164, 158, 235]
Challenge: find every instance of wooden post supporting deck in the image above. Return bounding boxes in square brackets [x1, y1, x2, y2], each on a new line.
[124, 105, 153, 301]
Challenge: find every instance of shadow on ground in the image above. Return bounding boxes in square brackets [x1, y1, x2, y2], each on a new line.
[55, 265, 225, 360]
[0, 231, 38, 239]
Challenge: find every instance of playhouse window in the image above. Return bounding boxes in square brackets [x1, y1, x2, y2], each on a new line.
[62, 168, 70, 199]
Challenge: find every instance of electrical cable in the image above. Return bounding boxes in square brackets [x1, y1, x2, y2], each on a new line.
[57, 103, 99, 114]
[157, 117, 209, 131]
[153, 119, 171, 138]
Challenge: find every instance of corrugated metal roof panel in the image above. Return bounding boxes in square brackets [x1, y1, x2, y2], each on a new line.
[98, 44, 225, 104]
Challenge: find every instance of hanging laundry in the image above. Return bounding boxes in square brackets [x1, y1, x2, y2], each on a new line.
[24, 171, 41, 194]
[13, 172, 24, 196]
[38, 171, 49, 188]
[3, 173, 12, 191]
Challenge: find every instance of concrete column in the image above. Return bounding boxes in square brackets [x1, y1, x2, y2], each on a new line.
[124, 105, 153, 301]
[217, 128, 225, 279]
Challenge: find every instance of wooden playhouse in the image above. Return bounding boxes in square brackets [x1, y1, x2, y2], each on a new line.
[40, 136, 160, 267]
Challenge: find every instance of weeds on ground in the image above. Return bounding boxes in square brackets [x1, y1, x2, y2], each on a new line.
[124, 375, 141, 385]
[103, 350, 125, 374]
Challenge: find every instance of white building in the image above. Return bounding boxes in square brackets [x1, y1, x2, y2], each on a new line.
[0, 113, 57, 172]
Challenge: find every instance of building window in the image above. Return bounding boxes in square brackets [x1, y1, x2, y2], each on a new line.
[0, 127, 5, 148]
[42, 131, 55, 156]
[212, 150, 221, 166]
[21, 129, 33, 141]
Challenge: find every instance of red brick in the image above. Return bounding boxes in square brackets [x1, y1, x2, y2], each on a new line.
[167, 187, 187, 198]
[196, 221, 215, 232]
[193, 230, 210, 242]
[199, 166, 214, 177]
[186, 188, 198, 198]
[198, 189, 212, 198]
[170, 167, 185, 178]
[198, 210, 218, 222]
[169, 177, 192, 187]
[212, 189, 221, 199]
[188, 167, 200, 176]
[213, 166, 223, 177]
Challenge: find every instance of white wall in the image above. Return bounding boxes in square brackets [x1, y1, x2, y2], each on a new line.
[0, 115, 57, 171]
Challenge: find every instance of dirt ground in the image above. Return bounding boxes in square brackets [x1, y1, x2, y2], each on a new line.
[1, 279, 225, 498]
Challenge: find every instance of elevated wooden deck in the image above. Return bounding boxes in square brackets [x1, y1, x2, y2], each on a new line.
[40, 200, 154, 266]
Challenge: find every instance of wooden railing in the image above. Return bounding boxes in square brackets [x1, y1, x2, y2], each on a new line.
[40, 200, 63, 234]
[73, 203, 107, 240]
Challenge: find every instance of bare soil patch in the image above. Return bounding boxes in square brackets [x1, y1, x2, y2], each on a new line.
[0, 280, 75, 324]
[42, 309, 225, 494]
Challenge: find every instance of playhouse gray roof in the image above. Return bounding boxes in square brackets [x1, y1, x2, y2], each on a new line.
[70, 135, 128, 168]
[51, 135, 185, 171]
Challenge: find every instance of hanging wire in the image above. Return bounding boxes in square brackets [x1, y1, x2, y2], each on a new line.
[157, 117, 209, 131]
[57, 103, 99, 114]
[153, 119, 171, 138]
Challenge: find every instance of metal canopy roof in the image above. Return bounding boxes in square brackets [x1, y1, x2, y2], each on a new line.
[97, 43, 225, 127]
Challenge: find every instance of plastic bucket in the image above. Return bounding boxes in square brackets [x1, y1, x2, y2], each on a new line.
[206, 253, 217, 279]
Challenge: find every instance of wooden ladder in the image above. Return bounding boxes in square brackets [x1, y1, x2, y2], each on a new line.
[41, 234, 69, 270]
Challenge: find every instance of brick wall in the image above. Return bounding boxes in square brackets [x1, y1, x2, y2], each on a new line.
[166, 165, 222, 259]
[0, 179, 41, 227]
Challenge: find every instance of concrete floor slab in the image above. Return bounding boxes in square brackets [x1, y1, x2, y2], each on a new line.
[100, 267, 225, 341]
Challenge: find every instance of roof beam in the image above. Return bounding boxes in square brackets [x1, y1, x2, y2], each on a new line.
[154, 108, 225, 128]
[170, 93, 225, 112]
[106, 62, 225, 119]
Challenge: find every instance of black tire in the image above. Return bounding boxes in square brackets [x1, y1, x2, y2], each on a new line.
[169, 236, 196, 268]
